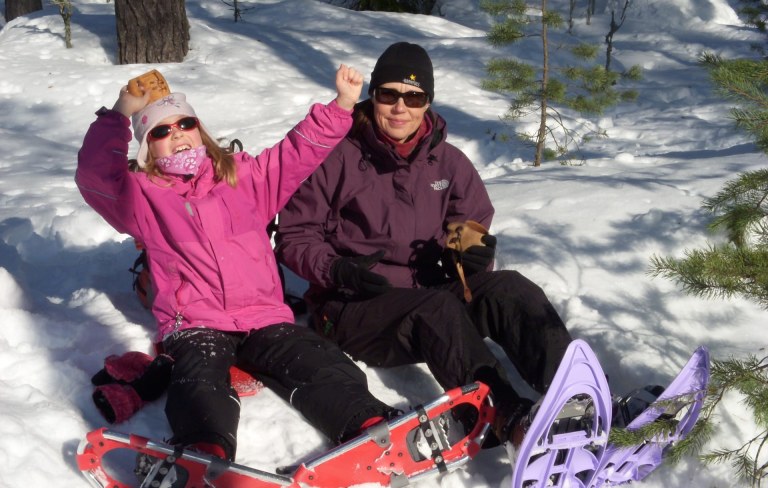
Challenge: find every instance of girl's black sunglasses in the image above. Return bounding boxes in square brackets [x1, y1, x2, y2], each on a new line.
[374, 88, 429, 108]
[148, 117, 199, 140]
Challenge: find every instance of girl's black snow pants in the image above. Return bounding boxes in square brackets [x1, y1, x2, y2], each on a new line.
[162, 323, 394, 460]
[312, 270, 572, 406]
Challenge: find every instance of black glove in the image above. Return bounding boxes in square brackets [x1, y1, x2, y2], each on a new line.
[331, 250, 392, 298]
[459, 234, 497, 276]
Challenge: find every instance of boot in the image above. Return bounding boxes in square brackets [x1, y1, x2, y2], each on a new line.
[493, 397, 535, 449]
[612, 385, 665, 428]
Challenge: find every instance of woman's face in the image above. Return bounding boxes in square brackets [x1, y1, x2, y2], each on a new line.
[148, 114, 203, 159]
[372, 82, 430, 143]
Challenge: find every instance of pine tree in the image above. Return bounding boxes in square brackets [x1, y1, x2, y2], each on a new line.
[651, 53, 768, 305]
[646, 53, 768, 487]
[480, 0, 640, 166]
[739, 0, 768, 32]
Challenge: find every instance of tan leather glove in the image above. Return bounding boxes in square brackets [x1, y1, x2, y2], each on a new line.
[446, 220, 493, 302]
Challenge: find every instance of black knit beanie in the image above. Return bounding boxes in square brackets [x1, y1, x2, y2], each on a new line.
[369, 42, 434, 102]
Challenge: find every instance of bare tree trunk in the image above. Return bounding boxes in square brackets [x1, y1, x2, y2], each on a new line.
[587, 0, 596, 25]
[115, 0, 189, 65]
[52, 0, 74, 48]
[535, 0, 550, 167]
[233, 0, 242, 22]
[5, 0, 42, 22]
[605, 0, 632, 71]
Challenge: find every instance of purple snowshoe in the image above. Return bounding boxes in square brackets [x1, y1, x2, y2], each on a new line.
[588, 346, 710, 486]
[511, 339, 613, 488]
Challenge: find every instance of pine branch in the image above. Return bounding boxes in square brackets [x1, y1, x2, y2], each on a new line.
[648, 245, 768, 308]
[697, 354, 768, 486]
[609, 389, 709, 461]
[667, 418, 714, 464]
[657, 43, 768, 487]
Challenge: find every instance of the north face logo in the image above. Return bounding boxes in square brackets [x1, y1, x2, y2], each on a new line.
[430, 179, 449, 191]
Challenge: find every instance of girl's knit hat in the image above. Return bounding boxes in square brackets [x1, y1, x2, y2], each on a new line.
[131, 93, 200, 167]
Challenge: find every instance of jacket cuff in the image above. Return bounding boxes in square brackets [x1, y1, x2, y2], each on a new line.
[95, 106, 130, 124]
[327, 98, 353, 115]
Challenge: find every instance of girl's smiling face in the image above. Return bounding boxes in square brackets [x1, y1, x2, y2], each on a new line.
[148, 115, 203, 159]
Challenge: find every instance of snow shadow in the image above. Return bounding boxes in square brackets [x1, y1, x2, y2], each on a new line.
[0, 216, 154, 415]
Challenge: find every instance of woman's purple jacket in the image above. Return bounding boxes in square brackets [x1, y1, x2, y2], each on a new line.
[276, 107, 494, 301]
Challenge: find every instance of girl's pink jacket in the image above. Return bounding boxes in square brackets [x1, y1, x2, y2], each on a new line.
[76, 101, 351, 341]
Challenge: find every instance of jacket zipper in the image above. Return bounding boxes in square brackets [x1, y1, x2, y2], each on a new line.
[173, 312, 184, 333]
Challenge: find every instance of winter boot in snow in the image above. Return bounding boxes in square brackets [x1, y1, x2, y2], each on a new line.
[493, 397, 535, 450]
[612, 385, 665, 428]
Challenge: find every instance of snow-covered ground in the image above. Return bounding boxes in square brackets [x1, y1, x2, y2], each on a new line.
[0, 0, 764, 486]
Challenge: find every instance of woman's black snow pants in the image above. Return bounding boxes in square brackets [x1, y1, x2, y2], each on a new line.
[162, 323, 393, 460]
[312, 270, 572, 406]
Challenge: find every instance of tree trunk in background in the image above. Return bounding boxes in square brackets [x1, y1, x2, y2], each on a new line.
[535, 0, 550, 167]
[5, 0, 43, 22]
[355, 0, 436, 14]
[115, 0, 189, 64]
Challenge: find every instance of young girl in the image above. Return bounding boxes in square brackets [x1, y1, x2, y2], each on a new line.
[76, 65, 396, 465]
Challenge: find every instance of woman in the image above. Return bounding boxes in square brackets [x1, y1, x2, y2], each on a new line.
[275, 43, 573, 447]
[76, 65, 396, 468]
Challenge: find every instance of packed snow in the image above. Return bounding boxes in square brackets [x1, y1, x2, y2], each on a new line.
[0, 0, 764, 486]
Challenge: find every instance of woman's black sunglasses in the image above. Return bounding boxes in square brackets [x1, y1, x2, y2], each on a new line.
[148, 117, 199, 140]
[374, 88, 429, 108]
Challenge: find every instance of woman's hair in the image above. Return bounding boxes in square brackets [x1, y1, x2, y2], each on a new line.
[142, 126, 238, 187]
[350, 99, 375, 139]
[351, 99, 435, 141]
